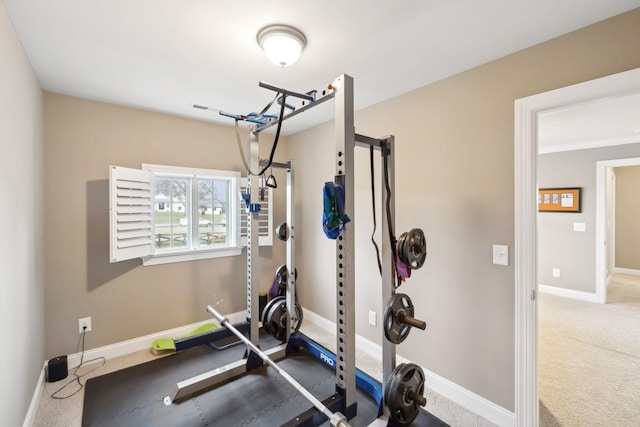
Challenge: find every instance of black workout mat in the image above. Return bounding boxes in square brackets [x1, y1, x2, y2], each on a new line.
[82, 332, 448, 427]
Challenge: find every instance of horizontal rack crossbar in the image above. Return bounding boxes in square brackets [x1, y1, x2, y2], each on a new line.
[255, 85, 336, 133]
[355, 133, 389, 149]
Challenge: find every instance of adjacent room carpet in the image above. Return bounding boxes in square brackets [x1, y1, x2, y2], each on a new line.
[538, 274, 640, 426]
[82, 332, 447, 426]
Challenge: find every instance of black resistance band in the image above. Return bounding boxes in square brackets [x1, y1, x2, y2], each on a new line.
[381, 141, 401, 288]
[370, 145, 382, 275]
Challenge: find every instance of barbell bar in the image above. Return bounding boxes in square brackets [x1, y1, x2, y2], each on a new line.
[206, 305, 351, 427]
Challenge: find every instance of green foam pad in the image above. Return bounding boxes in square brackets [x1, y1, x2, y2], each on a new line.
[151, 323, 218, 351]
[151, 338, 176, 351]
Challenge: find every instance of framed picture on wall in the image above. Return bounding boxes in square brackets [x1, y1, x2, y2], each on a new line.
[538, 187, 582, 213]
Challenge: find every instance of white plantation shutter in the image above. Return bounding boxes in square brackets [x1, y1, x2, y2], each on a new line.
[109, 165, 258, 265]
[109, 166, 153, 262]
[240, 178, 273, 246]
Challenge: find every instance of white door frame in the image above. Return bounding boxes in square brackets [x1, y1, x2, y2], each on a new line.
[597, 158, 640, 298]
[514, 67, 640, 426]
[606, 167, 616, 283]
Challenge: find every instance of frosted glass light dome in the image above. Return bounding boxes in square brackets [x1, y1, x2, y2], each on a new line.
[257, 25, 306, 68]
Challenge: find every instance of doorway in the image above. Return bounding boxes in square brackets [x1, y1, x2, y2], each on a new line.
[514, 67, 640, 426]
[596, 159, 640, 303]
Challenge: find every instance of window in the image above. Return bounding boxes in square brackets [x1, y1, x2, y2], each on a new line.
[109, 164, 272, 266]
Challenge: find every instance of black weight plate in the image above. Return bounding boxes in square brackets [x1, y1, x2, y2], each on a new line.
[398, 228, 427, 269]
[264, 299, 303, 341]
[384, 363, 426, 426]
[262, 296, 285, 326]
[384, 293, 415, 344]
[266, 301, 288, 341]
[275, 264, 288, 288]
[293, 303, 303, 333]
[265, 304, 283, 340]
[275, 222, 289, 241]
[275, 265, 298, 290]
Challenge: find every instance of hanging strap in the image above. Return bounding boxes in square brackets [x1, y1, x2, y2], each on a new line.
[369, 145, 382, 274]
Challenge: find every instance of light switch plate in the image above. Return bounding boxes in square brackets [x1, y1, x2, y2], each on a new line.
[492, 244, 509, 266]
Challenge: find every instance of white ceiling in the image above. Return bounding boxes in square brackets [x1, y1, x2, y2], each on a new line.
[538, 92, 640, 153]
[3, 0, 640, 136]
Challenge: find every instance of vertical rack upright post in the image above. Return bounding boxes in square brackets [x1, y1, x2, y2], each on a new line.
[285, 160, 296, 341]
[333, 74, 357, 418]
[354, 132, 397, 418]
[247, 131, 260, 345]
[380, 136, 396, 417]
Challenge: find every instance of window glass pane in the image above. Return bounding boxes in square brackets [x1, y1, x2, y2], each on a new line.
[142, 163, 245, 264]
[154, 176, 189, 250]
[197, 179, 229, 247]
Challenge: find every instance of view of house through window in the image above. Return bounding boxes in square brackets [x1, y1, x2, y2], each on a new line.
[196, 178, 230, 246]
[153, 174, 231, 252]
[154, 176, 188, 249]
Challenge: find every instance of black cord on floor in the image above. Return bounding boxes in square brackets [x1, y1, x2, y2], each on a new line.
[51, 329, 106, 399]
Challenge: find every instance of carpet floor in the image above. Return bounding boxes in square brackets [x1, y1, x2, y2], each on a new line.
[539, 274, 640, 426]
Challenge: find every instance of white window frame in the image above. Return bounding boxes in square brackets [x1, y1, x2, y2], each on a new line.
[110, 164, 273, 266]
[142, 163, 242, 265]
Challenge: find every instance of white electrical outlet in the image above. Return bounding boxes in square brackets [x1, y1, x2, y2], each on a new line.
[79, 317, 92, 333]
[552, 268, 561, 278]
[368, 310, 377, 326]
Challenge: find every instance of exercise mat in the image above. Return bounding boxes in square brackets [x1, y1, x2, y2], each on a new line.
[82, 332, 448, 426]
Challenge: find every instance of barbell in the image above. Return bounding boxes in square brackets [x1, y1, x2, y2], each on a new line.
[207, 304, 351, 427]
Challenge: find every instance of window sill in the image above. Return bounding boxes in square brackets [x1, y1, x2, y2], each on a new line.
[142, 247, 243, 266]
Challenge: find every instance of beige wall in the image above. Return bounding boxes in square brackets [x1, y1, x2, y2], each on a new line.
[0, 3, 45, 425]
[43, 94, 289, 358]
[287, 8, 640, 411]
[615, 165, 640, 270]
[538, 145, 640, 293]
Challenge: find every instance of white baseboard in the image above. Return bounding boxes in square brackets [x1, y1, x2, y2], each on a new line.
[612, 267, 640, 277]
[302, 308, 515, 427]
[420, 367, 515, 427]
[538, 284, 599, 303]
[67, 311, 246, 369]
[24, 311, 247, 426]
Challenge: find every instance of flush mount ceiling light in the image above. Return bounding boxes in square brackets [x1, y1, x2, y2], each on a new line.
[257, 24, 306, 68]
